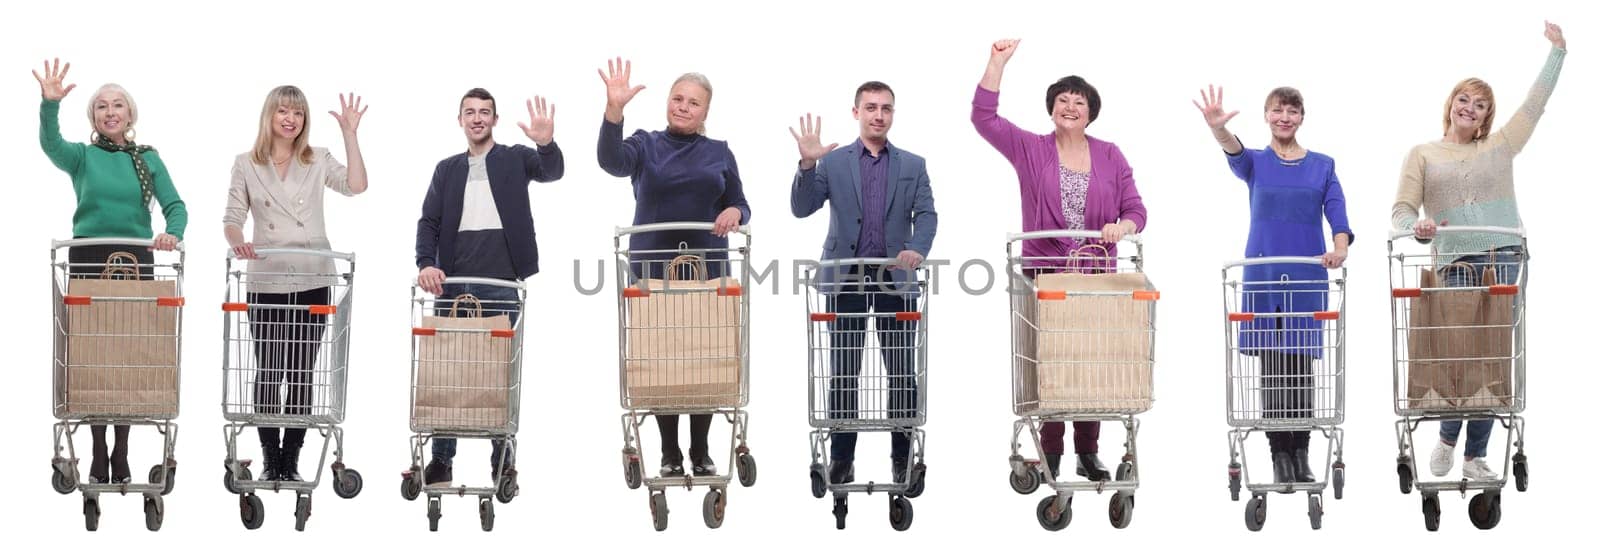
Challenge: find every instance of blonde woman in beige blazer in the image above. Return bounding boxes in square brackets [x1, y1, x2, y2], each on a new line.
[223, 85, 368, 482]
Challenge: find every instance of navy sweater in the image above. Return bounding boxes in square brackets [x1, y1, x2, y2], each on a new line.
[415, 142, 564, 279]
[597, 119, 750, 278]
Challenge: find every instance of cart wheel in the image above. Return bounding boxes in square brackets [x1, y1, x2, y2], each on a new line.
[496, 472, 518, 504]
[294, 494, 312, 532]
[1244, 495, 1267, 532]
[624, 458, 643, 490]
[1512, 454, 1529, 492]
[1010, 467, 1041, 495]
[149, 464, 175, 496]
[1109, 491, 1134, 529]
[1333, 465, 1345, 500]
[1397, 462, 1414, 495]
[479, 498, 495, 532]
[1308, 494, 1323, 530]
[1422, 494, 1441, 532]
[1035, 495, 1072, 531]
[83, 497, 100, 532]
[427, 498, 442, 532]
[833, 495, 848, 530]
[905, 464, 926, 498]
[1229, 463, 1242, 501]
[649, 492, 669, 532]
[334, 468, 363, 499]
[1468, 492, 1501, 530]
[401, 474, 422, 501]
[809, 465, 827, 499]
[889, 496, 914, 531]
[1115, 461, 1134, 481]
[737, 453, 757, 488]
[53, 466, 77, 494]
[225, 467, 252, 495]
[144, 496, 164, 532]
[702, 489, 725, 529]
[240, 494, 265, 530]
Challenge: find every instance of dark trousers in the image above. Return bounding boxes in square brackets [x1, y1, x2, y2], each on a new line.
[826, 267, 918, 462]
[249, 287, 330, 450]
[1261, 351, 1313, 453]
[1041, 421, 1100, 455]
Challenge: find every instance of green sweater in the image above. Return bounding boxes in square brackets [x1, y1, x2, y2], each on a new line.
[39, 99, 187, 240]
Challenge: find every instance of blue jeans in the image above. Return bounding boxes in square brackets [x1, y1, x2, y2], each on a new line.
[826, 268, 918, 462]
[1437, 246, 1523, 459]
[429, 281, 521, 468]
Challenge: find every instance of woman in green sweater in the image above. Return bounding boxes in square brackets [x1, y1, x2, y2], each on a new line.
[35, 58, 187, 484]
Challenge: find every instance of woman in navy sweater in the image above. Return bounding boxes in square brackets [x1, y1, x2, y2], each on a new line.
[597, 58, 750, 477]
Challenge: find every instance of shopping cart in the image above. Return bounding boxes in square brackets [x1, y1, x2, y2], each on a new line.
[220, 249, 362, 530]
[399, 277, 526, 532]
[803, 259, 929, 531]
[1003, 230, 1157, 531]
[50, 237, 184, 532]
[1389, 226, 1528, 531]
[1221, 257, 1347, 530]
[615, 222, 756, 531]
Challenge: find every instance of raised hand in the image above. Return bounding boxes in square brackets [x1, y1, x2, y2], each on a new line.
[32, 58, 76, 101]
[1193, 85, 1239, 130]
[788, 113, 838, 169]
[599, 57, 646, 121]
[990, 39, 1021, 65]
[327, 92, 368, 134]
[1545, 20, 1565, 49]
[518, 96, 555, 145]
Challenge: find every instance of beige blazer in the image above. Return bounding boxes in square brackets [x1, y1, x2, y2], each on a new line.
[224, 147, 355, 293]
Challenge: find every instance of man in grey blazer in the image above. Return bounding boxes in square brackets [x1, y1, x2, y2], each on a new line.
[790, 81, 937, 486]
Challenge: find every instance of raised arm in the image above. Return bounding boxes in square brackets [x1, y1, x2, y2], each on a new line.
[326, 92, 368, 194]
[34, 58, 85, 174]
[789, 113, 836, 217]
[971, 40, 1034, 166]
[1496, 22, 1567, 154]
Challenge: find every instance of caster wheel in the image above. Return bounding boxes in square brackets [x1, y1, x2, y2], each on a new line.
[401, 474, 422, 501]
[149, 465, 175, 496]
[1109, 491, 1134, 529]
[1035, 495, 1072, 531]
[809, 464, 827, 499]
[1333, 464, 1345, 500]
[1397, 462, 1414, 495]
[427, 498, 442, 532]
[1244, 495, 1267, 532]
[240, 494, 265, 530]
[53, 466, 77, 494]
[736, 454, 757, 487]
[1228, 464, 1242, 502]
[833, 495, 848, 530]
[479, 498, 495, 532]
[1115, 461, 1134, 481]
[144, 496, 164, 532]
[1308, 494, 1323, 530]
[224, 467, 253, 495]
[496, 472, 518, 504]
[334, 468, 363, 499]
[1512, 454, 1529, 492]
[1010, 467, 1041, 495]
[649, 492, 669, 532]
[1422, 494, 1441, 532]
[294, 494, 312, 532]
[624, 458, 643, 490]
[905, 464, 926, 498]
[889, 496, 913, 531]
[1468, 493, 1501, 530]
[702, 489, 725, 529]
[83, 497, 100, 532]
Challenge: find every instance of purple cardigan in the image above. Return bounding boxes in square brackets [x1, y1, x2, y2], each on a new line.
[971, 85, 1147, 266]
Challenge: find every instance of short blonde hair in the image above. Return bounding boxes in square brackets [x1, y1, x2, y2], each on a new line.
[671, 72, 712, 135]
[252, 85, 315, 165]
[86, 83, 137, 140]
[1442, 78, 1496, 142]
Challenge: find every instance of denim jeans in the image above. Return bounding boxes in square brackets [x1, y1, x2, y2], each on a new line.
[1437, 246, 1523, 459]
[429, 281, 521, 468]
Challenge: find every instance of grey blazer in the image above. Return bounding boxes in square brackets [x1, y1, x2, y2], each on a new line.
[790, 140, 937, 291]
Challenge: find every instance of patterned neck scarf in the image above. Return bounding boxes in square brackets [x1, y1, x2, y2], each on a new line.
[92, 134, 155, 206]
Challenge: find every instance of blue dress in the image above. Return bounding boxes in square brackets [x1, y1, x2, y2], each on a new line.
[1228, 147, 1353, 357]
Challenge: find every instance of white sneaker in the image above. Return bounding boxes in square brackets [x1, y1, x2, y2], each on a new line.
[1463, 458, 1500, 481]
[1429, 440, 1456, 477]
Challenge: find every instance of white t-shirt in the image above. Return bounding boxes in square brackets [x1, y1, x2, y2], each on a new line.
[458, 154, 503, 231]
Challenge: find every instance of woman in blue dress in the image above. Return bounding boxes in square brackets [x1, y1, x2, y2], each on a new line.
[1195, 85, 1352, 484]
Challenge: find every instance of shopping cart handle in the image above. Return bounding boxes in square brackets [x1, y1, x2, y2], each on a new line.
[813, 257, 922, 270]
[431, 276, 524, 290]
[226, 247, 356, 262]
[1222, 256, 1335, 269]
[1006, 230, 1142, 244]
[615, 222, 751, 236]
[1388, 226, 1525, 241]
[52, 237, 186, 251]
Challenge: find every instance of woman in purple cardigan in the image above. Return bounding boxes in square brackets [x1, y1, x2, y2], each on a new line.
[972, 39, 1148, 482]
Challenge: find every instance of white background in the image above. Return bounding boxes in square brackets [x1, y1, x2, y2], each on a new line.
[2, 0, 1594, 540]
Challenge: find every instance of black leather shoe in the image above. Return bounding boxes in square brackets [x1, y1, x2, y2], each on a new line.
[1075, 454, 1110, 481]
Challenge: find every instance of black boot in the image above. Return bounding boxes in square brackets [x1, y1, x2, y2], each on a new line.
[829, 459, 855, 484]
[279, 441, 303, 482]
[1271, 451, 1295, 490]
[1076, 454, 1110, 481]
[261, 443, 282, 482]
[1293, 447, 1316, 483]
[1045, 454, 1062, 479]
[89, 425, 110, 484]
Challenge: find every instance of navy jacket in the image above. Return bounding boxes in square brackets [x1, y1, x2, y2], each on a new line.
[415, 142, 564, 279]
